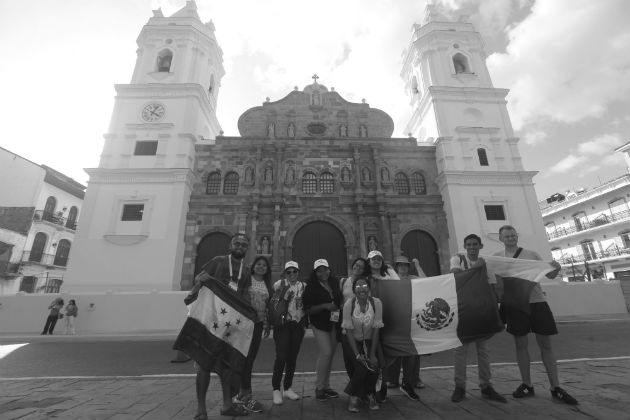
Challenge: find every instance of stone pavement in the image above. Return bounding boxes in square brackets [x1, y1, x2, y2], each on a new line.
[2, 358, 629, 420]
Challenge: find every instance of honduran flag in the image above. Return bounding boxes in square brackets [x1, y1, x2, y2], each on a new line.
[173, 279, 257, 387]
[379, 265, 503, 356]
[484, 255, 556, 315]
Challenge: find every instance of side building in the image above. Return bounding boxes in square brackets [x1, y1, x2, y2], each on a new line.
[0, 147, 85, 295]
[540, 143, 630, 282]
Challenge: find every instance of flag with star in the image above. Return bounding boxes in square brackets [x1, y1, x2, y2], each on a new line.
[173, 278, 257, 387]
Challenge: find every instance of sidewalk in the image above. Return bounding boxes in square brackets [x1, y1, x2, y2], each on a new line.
[2, 358, 628, 420]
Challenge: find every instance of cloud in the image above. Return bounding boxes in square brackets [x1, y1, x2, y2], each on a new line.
[549, 133, 622, 174]
[486, 0, 630, 130]
[523, 130, 547, 145]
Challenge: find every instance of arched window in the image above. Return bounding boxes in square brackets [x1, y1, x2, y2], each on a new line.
[66, 206, 78, 230]
[223, 172, 239, 195]
[411, 172, 426, 194]
[54, 239, 71, 267]
[29, 232, 47, 263]
[157, 49, 173, 72]
[206, 172, 221, 194]
[477, 148, 489, 166]
[302, 172, 317, 194]
[320, 172, 334, 194]
[43, 196, 56, 222]
[394, 173, 410, 194]
[453, 53, 470, 74]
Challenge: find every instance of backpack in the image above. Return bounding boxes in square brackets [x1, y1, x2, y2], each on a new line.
[267, 280, 292, 328]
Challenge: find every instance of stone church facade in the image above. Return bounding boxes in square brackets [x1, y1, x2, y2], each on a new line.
[64, 2, 551, 292]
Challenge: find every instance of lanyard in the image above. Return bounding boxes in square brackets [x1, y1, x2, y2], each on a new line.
[228, 256, 243, 284]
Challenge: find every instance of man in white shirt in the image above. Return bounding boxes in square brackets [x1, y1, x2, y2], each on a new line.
[449, 234, 506, 403]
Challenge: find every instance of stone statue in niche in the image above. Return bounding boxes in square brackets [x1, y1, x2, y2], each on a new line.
[244, 166, 254, 184]
[312, 92, 321, 106]
[285, 166, 295, 184]
[367, 235, 378, 252]
[341, 166, 351, 182]
[380, 167, 390, 182]
[259, 235, 271, 255]
[287, 123, 295, 138]
[362, 167, 371, 181]
[359, 125, 367, 137]
[267, 123, 275, 137]
[455, 61, 465, 74]
[339, 124, 347, 137]
[264, 166, 273, 182]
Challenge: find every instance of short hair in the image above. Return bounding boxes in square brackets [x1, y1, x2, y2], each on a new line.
[463, 234, 482, 245]
[231, 233, 250, 243]
[498, 225, 516, 235]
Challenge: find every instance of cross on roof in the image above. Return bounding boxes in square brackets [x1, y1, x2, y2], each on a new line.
[312, 74, 319, 83]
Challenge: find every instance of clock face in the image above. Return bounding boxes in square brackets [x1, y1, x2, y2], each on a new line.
[141, 103, 165, 122]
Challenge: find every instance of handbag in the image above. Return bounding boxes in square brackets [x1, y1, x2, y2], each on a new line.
[267, 281, 291, 328]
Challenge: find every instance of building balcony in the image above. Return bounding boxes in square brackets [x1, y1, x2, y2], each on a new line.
[21, 251, 69, 267]
[547, 209, 630, 240]
[0, 261, 20, 278]
[558, 246, 630, 266]
[33, 210, 77, 231]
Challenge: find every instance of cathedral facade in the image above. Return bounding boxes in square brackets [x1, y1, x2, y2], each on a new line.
[64, 2, 550, 292]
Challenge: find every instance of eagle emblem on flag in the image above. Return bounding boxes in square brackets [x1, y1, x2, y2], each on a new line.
[416, 297, 455, 331]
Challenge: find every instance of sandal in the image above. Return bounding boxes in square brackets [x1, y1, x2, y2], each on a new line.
[220, 404, 249, 416]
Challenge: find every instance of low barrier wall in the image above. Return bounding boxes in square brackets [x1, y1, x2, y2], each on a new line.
[0, 281, 627, 335]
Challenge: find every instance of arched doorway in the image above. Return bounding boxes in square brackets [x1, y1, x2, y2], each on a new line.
[401, 230, 440, 276]
[194, 232, 231, 277]
[292, 221, 347, 280]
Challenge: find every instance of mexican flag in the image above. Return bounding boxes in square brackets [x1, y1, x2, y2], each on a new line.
[379, 265, 502, 356]
[173, 279, 257, 386]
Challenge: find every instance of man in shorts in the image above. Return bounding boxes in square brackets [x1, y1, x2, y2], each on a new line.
[450, 234, 506, 403]
[185, 233, 252, 418]
[493, 225, 578, 405]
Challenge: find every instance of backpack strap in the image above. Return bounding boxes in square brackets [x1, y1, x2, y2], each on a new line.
[513, 247, 523, 259]
[458, 254, 469, 270]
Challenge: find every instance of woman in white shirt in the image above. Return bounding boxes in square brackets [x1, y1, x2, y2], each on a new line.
[341, 277, 384, 412]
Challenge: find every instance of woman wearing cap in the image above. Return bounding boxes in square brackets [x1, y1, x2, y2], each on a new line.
[302, 258, 343, 401]
[271, 261, 307, 405]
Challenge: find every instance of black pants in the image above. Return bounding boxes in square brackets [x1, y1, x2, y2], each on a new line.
[344, 339, 379, 398]
[239, 321, 263, 393]
[272, 321, 305, 390]
[42, 315, 58, 334]
[386, 355, 419, 386]
[341, 334, 356, 378]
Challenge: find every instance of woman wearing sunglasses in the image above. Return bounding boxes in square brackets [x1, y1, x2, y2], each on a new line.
[270, 261, 307, 405]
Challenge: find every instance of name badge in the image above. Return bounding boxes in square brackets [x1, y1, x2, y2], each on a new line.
[330, 310, 340, 322]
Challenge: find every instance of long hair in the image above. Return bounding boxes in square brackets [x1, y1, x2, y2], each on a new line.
[239, 255, 273, 296]
[350, 257, 371, 277]
[308, 267, 339, 285]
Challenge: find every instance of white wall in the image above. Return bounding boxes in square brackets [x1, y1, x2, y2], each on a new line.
[0, 148, 43, 207]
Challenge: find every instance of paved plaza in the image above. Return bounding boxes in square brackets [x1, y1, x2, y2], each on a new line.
[2, 357, 629, 420]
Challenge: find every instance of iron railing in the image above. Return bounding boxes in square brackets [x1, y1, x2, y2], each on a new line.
[547, 209, 630, 240]
[22, 251, 69, 267]
[33, 210, 77, 231]
[558, 246, 630, 265]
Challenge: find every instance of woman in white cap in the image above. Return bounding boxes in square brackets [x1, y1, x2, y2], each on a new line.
[302, 258, 343, 401]
[271, 261, 307, 405]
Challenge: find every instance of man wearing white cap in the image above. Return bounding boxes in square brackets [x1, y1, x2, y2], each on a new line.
[302, 258, 343, 401]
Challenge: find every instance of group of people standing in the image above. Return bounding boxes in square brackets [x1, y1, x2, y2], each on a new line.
[187, 226, 577, 419]
[41, 297, 78, 335]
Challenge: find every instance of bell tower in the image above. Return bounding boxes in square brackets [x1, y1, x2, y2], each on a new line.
[401, 5, 551, 256]
[65, 1, 225, 292]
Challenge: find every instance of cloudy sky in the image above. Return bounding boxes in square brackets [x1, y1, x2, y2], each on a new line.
[1, 0, 628, 200]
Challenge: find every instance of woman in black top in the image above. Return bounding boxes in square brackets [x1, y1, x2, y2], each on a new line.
[302, 258, 343, 401]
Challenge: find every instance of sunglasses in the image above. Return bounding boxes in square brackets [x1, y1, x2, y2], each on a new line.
[355, 284, 370, 290]
[286, 269, 298, 274]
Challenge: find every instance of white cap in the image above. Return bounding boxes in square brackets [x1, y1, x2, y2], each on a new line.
[284, 261, 299, 271]
[313, 258, 329, 270]
[367, 250, 383, 259]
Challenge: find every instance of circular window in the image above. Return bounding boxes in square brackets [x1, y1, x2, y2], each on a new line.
[307, 122, 327, 135]
[453, 43, 459, 49]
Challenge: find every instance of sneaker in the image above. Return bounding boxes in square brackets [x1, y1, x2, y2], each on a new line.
[415, 380, 426, 389]
[451, 387, 466, 403]
[400, 383, 420, 401]
[481, 386, 507, 403]
[272, 389, 283, 405]
[367, 394, 380, 411]
[551, 387, 578, 405]
[347, 396, 360, 413]
[376, 386, 387, 403]
[283, 388, 300, 401]
[315, 388, 328, 401]
[323, 388, 339, 398]
[512, 383, 535, 398]
[241, 398, 264, 413]
[220, 404, 249, 416]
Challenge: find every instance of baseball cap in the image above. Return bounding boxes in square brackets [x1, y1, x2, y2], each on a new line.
[313, 258, 329, 270]
[395, 256, 410, 265]
[367, 250, 383, 260]
[284, 261, 299, 271]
